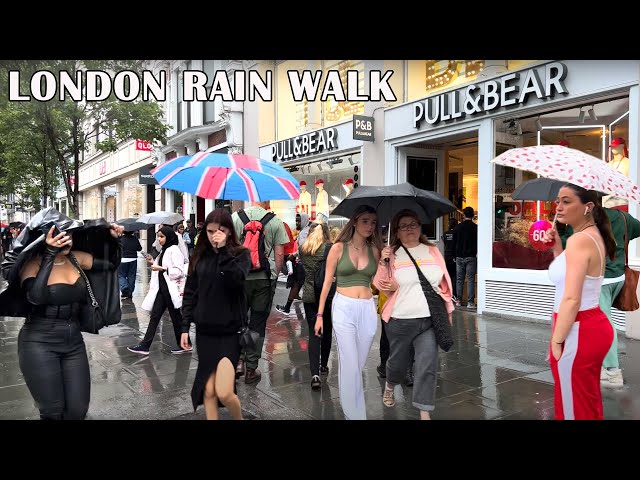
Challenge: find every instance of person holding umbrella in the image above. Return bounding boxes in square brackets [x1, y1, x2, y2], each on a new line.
[373, 209, 454, 419]
[315, 205, 382, 420]
[544, 184, 616, 420]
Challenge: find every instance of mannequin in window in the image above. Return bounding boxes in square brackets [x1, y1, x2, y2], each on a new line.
[315, 179, 329, 218]
[603, 137, 630, 210]
[298, 181, 311, 215]
[343, 178, 355, 197]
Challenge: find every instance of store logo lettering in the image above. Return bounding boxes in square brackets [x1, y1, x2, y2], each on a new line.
[271, 128, 338, 163]
[413, 62, 568, 128]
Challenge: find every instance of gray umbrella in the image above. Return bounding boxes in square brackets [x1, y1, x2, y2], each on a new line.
[138, 211, 184, 225]
[330, 182, 456, 226]
[511, 178, 566, 201]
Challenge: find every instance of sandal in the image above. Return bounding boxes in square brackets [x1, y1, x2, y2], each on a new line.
[383, 385, 395, 407]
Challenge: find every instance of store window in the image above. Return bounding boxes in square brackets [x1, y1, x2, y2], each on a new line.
[121, 175, 144, 218]
[492, 96, 630, 270]
[270, 152, 362, 237]
[84, 188, 100, 220]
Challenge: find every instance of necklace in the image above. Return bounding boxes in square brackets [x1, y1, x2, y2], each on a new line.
[350, 240, 366, 251]
[53, 259, 67, 266]
[578, 223, 595, 232]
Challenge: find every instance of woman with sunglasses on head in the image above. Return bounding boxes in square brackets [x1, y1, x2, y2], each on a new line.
[315, 205, 381, 420]
[373, 209, 454, 420]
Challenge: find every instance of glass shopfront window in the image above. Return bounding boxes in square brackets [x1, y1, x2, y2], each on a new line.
[84, 188, 100, 220]
[121, 175, 144, 218]
[270, 152, 362, 238]
[492, 96, 630, 270]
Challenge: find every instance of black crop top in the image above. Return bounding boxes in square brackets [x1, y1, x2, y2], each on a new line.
[24, 277, 87, 320]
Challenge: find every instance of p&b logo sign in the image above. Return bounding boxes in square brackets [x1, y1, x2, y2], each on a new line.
[353, 115, 374, 142]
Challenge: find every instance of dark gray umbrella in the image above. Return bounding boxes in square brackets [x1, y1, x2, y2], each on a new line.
[116, 217, 149, 231]
[330, 182, 456, 226]
[511, 177, 566, 201]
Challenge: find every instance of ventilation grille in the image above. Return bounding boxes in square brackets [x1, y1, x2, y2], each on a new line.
[484, 280, 626, 331]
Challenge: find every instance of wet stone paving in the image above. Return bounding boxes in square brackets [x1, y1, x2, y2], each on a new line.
[1, 264, 639, 420]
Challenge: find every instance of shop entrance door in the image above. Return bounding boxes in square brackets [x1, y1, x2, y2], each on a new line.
[407, 156, 437, 238]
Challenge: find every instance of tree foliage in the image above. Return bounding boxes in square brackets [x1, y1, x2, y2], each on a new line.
[0, 60, 169, 216]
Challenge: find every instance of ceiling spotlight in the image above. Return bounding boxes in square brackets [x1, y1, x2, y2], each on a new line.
[588, 106, 598, 122]
[327, 161, 334, 170]
[348, 158, 355, 166]
[317, 163, 323, 171]
[578, 107, 585, 124]
[535, 117, 543, 131]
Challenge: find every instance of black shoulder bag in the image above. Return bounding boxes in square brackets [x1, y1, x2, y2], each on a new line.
[402, 246, 454, 352]
[69, 253, 107, 334]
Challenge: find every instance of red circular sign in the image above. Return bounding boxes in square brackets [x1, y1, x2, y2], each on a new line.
[528, 220, 553, 251]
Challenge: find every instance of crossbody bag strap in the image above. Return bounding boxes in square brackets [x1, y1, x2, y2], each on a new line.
[68, 253, 98, 307]
[402, 245, 434, 295]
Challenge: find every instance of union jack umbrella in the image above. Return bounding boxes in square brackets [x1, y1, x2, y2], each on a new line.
[150, 153, 300, 201]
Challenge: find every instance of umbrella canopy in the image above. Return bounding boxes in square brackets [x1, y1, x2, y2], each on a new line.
[511, 177, 566, 201]
[138, 211, 184, 225]
[492, 145, 640, 204]
[150, 152, 300, 201]
[115, 217, 149, 231]
[330, 182, 456, 226]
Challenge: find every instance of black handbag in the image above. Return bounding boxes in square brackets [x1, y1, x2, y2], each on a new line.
[402, 246, 454, 352]
[69, 253, 107, 334]
[238, 319, 260, 350]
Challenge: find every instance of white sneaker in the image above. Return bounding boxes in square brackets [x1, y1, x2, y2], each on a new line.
[601, 368, 624, 388]
[467, 302, 476, 309]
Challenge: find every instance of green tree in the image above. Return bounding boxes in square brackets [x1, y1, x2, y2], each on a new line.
[0, 60, 169, 216]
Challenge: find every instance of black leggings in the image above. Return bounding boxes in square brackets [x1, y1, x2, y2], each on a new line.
[141, 276, 186, 349]
[18, 318, 90, 420]
[303, 302, 333, 376]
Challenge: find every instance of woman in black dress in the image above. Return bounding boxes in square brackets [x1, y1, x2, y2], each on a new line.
[180, 208, 251, 420]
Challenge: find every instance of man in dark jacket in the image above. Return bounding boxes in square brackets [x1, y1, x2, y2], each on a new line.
[119, 231, 142, 299]
[452, 207, 477, 308]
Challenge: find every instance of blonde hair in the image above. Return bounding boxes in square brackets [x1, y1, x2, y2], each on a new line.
[301, 219, 330, 256]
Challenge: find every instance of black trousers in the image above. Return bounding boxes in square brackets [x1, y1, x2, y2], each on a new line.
[18, 318, 90, 420]
[303, 302, 333, 376]
[141, 277, 185, 349]
[379, 318, 390, 365]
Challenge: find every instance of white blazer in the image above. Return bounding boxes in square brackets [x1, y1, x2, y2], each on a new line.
[141, 244, 187, 310]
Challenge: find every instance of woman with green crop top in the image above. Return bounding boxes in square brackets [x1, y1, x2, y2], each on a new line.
[315, 205, 382, 420]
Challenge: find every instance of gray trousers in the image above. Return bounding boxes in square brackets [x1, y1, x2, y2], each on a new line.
[456, 256, 477, 303]
[386, 317, 438, 411]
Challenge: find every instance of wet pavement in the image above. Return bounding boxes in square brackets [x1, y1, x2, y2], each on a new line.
[1, 260, 639, 420]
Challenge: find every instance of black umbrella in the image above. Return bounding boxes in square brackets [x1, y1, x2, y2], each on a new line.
[330, 182, 456, 227]
[115, 217, 149, 231]
[511, 178, 566, 201]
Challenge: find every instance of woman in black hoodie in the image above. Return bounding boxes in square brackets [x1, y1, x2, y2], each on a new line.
[180, 209, 251, 420]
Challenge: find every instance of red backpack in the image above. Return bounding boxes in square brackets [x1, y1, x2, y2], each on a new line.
[238, 209, 276, 275]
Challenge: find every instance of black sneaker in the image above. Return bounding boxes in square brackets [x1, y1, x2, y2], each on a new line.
[127, 344, 150, 355]
[376, 364, 386, 378]
[171, 346, 193, 355]
[319, 366, 329, 376]
[311, 375, 321, 390]
[275, 305, 290, 314]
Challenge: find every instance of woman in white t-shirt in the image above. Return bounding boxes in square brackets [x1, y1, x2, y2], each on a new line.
[373, 209, 454, 419]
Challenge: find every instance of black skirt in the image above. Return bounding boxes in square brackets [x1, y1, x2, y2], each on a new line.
[191, 331, 241, 410]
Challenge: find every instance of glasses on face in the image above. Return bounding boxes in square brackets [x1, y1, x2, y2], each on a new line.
[398, 222, 420, 232]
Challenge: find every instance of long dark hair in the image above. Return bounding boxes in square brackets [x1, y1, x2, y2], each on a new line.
[563, 183, 616, 260]
[334, 205, 382, 251]
[389, 209, 434, 253]
[188, 209, 246, 275]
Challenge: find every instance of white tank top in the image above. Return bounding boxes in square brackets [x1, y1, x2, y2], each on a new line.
[548, 231, 605, 313]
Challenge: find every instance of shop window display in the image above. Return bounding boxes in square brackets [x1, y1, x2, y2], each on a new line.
[270, 153, 362, 234]
[491, 97, 630, 270]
